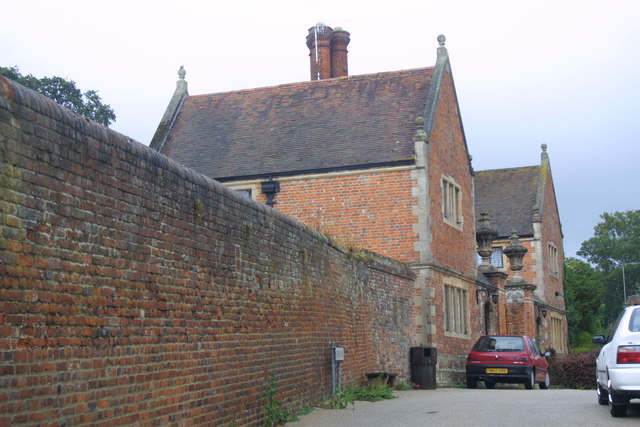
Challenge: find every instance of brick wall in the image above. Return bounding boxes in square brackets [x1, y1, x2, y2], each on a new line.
[538, 166, 567, 351]
[0, 77, 415, 426]
[267, 170, 420, 264]
[539, 167, 564, 307]
[424, 70, 479, 384]
[427, 71, 477, 278]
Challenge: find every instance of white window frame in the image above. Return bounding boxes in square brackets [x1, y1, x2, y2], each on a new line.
[441, 176, 463, 229]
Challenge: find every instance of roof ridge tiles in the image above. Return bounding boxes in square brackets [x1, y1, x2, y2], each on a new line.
[476, 165, 539, 174]
[187, 66, 436, 99]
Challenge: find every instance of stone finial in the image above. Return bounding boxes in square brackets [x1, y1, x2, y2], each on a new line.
[437, 34, 446, 46]
[541, 143, 547, 153]
[413, 116, 427, 142]
[476, 211, 498, 272]
[503, 230, 528, 284]
[178, 66, 186, 80]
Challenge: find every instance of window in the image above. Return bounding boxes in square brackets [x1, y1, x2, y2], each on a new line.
[607, 310, 625, 343]
[528, 338, 542, 355]
[477, 248, 504, 268]
[551, 316, 565, 351]
[630, 308, 640, 332]
[490, 248, 504, 268]
[444, 285, 468, 335]
[473, 336, 524, 351]
[548, 243, 559, 276]
[235, 189, 252, 199]
[442, 177, 462, 228]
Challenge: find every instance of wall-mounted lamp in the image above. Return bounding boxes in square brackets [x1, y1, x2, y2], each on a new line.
[541, 307, 548, 318]
[491, 292, 499, 304]
[261, 178, 281, 207]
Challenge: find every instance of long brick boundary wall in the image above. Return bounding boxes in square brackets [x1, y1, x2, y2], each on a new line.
[0, 77, 415, 426]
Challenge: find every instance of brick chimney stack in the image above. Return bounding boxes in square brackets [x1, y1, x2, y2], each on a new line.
[330, 27, 350, 78]
[306, 24, 350, 80]
[307, 24, 333, 80]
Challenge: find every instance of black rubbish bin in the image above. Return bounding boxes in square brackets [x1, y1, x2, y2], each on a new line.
[410, 347, 437, 389]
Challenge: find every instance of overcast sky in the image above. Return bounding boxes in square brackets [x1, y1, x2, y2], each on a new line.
[3, 0, 639, 258]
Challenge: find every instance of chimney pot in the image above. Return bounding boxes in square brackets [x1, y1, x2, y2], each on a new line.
[307, 24, 334, 80]
[330, 29, 350, 78]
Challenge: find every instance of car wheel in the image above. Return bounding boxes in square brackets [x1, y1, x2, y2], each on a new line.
[608, 385, 628, 417]
[597, 383, 608, 405]
[524, 370, 535, 390]
[610, 403, 627, 417]
[539, 372, 550, 389]
[484, 381, 495, 389]
[466, 377, 477, 389]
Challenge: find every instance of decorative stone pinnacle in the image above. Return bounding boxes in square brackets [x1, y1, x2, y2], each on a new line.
[413, 116, 427, 142]
[503, 230, 528, 283]
[508, 230, 520, 244]
[178, 66, 186, 80]
[476, 211, 498, 272]
[437, 34, 446, 46]
[541, 143, 547, 152]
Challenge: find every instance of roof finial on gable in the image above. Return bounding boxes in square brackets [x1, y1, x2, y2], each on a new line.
[413, 116, 427, 142]
[436, 34, 448, 60]
[178, 65, 186, 80]
[540, 143, 549, 164]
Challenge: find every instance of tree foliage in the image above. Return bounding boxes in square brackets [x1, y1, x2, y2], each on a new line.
[578, 210, 640, 268]
[577, 210, 640, 328]
[0, 66, 115, 126]
[563, 257, 605, 346]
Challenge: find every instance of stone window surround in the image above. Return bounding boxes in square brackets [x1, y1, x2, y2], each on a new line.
[444, 283, 469, 337]
[548, 242, 559, 277]
[441, 175, 463, 230]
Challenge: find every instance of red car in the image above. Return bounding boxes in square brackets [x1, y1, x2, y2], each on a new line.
[466, 335, 551, 389]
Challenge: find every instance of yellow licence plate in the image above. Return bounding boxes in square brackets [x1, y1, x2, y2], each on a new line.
[486, 368, 508, 374]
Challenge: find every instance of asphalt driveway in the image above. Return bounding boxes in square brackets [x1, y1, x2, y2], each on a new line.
[289, 387, 640, 426]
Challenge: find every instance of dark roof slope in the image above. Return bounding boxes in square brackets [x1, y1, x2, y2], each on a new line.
[160, 68, 434, 179]
[474, 166, 540, 238]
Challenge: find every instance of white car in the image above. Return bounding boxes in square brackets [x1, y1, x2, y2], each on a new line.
[593, 305, 640, 417]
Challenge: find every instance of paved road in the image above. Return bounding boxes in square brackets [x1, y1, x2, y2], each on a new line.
[289, 387, 640, 426]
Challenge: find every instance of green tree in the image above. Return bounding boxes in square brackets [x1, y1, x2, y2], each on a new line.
[578, 210, 640, 326]
[563, 257, 605, 347]
[0, 66, 115, 126]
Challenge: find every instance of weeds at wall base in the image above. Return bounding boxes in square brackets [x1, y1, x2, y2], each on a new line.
[321, 384, 398, 409]
[262, 375, 299, 426]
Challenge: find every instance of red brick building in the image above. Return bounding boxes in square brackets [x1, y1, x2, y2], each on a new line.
[475, 147, 568, 353]
[151, 25, 567, 384]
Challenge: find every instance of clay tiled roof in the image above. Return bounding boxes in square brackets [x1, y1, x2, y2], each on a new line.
[160, 68, 434, 179]
[474, 166, 541, 238]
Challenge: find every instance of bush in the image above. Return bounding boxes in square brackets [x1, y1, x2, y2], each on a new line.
[548, 349, 599, 389]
